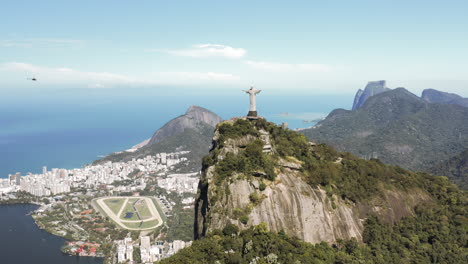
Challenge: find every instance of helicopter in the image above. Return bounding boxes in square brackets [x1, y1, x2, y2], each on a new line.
[27, 77, 37, 81]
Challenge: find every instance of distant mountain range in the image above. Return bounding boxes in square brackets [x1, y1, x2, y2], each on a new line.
[352, 81, 468, 110]
[94, 105, 222, 172]
[302, 82, 468, 189]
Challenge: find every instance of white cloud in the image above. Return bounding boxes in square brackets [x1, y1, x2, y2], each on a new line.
[156, 44, 247, 59]
[88, 83, 106, 88]
[0, 38, 83, 48]
[1, 62, 134, 83]
[153, 71, 240, 82]
[31, 38, 83, 44]
[0, 40, 32, 48]
[0, 62, 240, 87]
[245, 60, 331, 72]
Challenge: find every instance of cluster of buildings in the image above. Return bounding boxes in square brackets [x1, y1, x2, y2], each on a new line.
[0, 173, 19, 194]
[1, 151, 191, 197]
[65, 241, 101, 257]
[181, 197, 196, 209]
[117, 236, 192, 263]
[20, 168, 71, 196]
[156, 172, 200, 194]
[117, 237, 134, 263]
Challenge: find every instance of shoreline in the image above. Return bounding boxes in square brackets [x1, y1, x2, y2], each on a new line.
[1, 203, 104, 261]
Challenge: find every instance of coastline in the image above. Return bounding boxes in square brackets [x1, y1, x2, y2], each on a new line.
[0, 202, 105, 261]
[0, 204, 104, 264]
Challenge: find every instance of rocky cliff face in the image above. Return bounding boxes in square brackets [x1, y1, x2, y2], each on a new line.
[352, 80, 391, 110]
[195, 118, 430, 244]
[148, 105, 222, 146]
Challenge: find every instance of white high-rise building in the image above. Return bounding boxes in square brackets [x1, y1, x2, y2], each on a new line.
[140, 236, 151, 263]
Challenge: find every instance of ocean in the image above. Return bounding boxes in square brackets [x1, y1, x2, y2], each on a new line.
[0, 88, 352, 177]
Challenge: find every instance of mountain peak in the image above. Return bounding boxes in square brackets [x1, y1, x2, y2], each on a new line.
[147, 105, 222, 146]
[186, 105, 208, 114]
[184, 105, 222, 127]
[352, 80, 391, 110]
[421, 89, 468, 107]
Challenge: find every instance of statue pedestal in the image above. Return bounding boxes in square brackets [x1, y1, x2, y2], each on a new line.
[247, 111, 258, 117]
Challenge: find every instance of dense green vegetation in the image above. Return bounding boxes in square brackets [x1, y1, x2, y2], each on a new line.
[217, 119, 259, 141]
[203, 119, 276, 184]
[302, 88, 468, 188]
[150, 186, 195, 242]
[431, 150, 468, 190]
[162, 174, 467, 263]
[160, 196, 467, 264]
[165, 209, 194, 242]
[185, 117, 467, 263]
[206, 118, 446, 203]
[0, 191, 40, 205]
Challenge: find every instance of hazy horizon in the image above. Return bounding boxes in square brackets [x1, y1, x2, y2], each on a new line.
[1, 1, 467, 96]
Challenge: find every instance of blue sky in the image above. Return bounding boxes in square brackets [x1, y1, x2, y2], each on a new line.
[1, 0, 467, 96]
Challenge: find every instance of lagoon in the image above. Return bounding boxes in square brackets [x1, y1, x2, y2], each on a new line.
[0, 204, 103, 264]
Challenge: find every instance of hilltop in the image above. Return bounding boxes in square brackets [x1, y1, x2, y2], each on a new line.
[148, 105, 222, 145]
[94, 105, 222, 172]
[159, 117, 467, 264]
[302, 88, 468, 187]
[422, 88, 468, 108]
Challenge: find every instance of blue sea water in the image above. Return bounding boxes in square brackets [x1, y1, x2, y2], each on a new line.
[0, 88, 353, 178]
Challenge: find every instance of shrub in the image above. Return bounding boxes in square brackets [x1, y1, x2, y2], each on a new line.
[259, 181, 267, 191]
[218, 119, 258, 139]
[222, 224, 239, 236]
[239, 215, 249, 225]
[249, 192, 260, 205]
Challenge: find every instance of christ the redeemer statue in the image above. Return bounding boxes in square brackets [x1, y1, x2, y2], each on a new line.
[243, 86, 261, 117]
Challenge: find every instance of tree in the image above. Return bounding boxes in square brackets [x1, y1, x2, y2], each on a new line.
[222, 224, 239, 236]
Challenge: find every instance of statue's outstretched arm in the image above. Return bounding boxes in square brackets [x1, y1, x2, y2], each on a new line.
[256, 90, 262, 94]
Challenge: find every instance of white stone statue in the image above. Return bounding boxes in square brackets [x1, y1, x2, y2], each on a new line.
[243, 86, 261, 117]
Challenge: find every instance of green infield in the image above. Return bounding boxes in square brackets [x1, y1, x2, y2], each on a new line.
[135, 199, 152, 220]
[103, 198, 126, 215]
[120, 198, 140, 221]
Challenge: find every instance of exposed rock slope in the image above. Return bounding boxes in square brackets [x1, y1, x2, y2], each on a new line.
[148, 105, 222, 145]
[195, 118, 432, 244]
